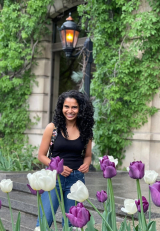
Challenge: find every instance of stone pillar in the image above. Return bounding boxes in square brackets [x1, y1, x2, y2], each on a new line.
[25, 25, 53, 148]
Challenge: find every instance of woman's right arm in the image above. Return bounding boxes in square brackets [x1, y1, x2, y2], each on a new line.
[38, 123, 55, 166]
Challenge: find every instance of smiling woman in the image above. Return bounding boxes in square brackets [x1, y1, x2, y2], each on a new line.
[35, 90, 94, 230]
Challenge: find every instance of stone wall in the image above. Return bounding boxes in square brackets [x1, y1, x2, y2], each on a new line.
[26, 0, 160, 174]
[121, 0, 160, 174]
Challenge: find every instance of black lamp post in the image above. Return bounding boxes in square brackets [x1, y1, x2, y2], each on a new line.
[58, 13, 93, 97]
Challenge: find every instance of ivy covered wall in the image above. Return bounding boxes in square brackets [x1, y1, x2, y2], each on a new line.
[78, 0, 160, 171]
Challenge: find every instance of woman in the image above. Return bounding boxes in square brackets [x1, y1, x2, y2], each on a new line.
[35, 90, 94, 229]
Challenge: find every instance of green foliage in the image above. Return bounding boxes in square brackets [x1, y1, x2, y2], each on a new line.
[0, 144, 42, 171]
[0, 0, 53, 166]
[78, 0, 160, 164]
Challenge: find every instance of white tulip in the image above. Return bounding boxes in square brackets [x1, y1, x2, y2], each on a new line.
[144, 170, 159, 185]
[27, 169, 57, 191]
[0, 179, 13, 193]
[67, 180, 89, 202]
[121, 199, 137, 215]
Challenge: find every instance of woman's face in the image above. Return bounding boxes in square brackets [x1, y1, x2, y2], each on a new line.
[62, 97, 79, 121]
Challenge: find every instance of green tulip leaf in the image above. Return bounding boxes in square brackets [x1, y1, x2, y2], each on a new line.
[118, 217, 127, 231]
[68, 227, 73, 231]
[148, 221, 157, 231]
[133, 224, 139, 231]
[102, 211, 112, 231]
[14, 212, 21, 231]
[85, 214, 98, 231]
[126, 221, 131, 231]
[0, 218, 6, 231]
[40, 215, 48, 230]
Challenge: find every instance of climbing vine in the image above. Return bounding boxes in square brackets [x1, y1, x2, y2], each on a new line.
[78, 0, 160, 164]
[0, 0, 53, 166]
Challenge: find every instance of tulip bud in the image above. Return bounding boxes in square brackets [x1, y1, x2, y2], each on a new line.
[135, 196, 149, 213]
[96, 190, 107, 203]
[128, 161, 145, 179]
[144, 170, 159, 185]
[67, 180, 89, 202]
[99, 155, 118, 167]
[121, 199, 137, 215]
[99, 156, 117, 178]
[27, 169, 57, 192]
[47, 156, 64, 174]
[149, 181, 160, 207]
[0, 179, 13, 193]
[66, 203, 91, 228]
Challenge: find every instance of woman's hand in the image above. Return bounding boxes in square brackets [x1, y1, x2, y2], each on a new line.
[61, 166, 73, 177]
[78, 163, 89, 173]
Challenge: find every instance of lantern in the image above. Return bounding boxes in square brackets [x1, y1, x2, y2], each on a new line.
[58, 13, 80, 57]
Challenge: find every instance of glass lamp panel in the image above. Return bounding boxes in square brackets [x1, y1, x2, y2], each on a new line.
[66, 30, 74, 47]
[73, 31, 79, 48]
[60, 30, 66, 48]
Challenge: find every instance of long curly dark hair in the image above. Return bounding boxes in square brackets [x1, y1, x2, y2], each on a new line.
[53, 90, 94, 147]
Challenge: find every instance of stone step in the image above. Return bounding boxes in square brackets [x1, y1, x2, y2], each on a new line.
[0, 187, 124, 217]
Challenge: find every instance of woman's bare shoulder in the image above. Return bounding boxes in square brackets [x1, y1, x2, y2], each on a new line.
[44, 123, 55, 135]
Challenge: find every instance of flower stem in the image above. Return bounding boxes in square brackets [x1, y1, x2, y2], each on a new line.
[136, 179, 147, 231]
[37, 191, 42, 229]
[81, 228, 84, 231]
[87, 199, 113, 231]
[149, 185, 151, 223]
[7, 193, 14, 231]
[38, 194, 50, 230]
[108, 179, 117, 231]
[107, 179, 110, 212]
[48, 191, 58, 231]
[75, 201, 78, 231]
[55, 186, 62, 211]
[132, 215, 135, 228]
[57, 174, 68, 230]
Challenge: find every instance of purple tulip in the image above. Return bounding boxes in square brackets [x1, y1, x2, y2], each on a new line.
[0, 200, 1, 209]
[149, 181, 160, 207]
[47, 156, 64, 174]
[27, 184, 44, 196]
[99, 155, 109, 171]
[99, 156, 117, 178]
[66, 203, 91, 228]
[135, 196, 149, 213]
[128, 161, 145, 179]
[96, 190, 108, 203]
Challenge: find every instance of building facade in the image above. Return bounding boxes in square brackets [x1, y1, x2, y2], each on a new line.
[26, 0, 160, 174]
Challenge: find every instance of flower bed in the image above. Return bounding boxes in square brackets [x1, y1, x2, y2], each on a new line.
[0, 156, 159, 231]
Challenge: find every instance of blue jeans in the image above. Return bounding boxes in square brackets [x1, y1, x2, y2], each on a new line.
[36, 170, 85, 228]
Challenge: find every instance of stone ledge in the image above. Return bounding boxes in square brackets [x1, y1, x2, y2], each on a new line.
[128, 132, 160, 141]
[25, 128, 45, 135]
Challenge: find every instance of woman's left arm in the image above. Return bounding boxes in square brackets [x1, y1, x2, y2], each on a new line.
[78, 140, 92, 173]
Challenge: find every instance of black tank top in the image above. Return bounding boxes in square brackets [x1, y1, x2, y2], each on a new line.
[51, 132, 85, 169]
